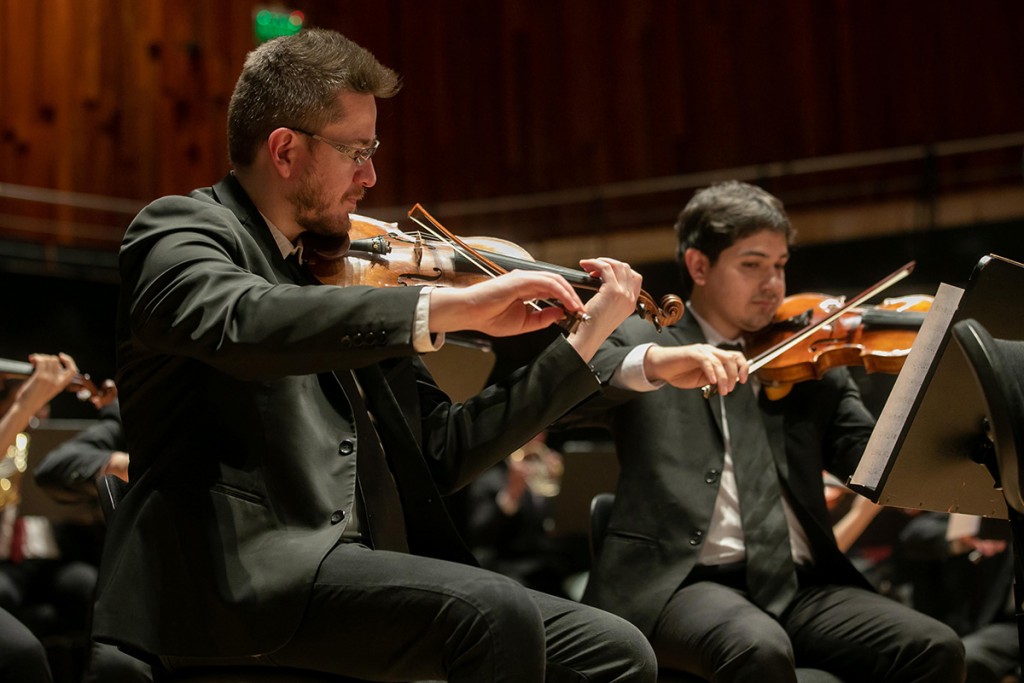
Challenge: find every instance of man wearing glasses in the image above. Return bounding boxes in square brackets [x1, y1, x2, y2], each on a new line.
[90, 27, 737, 683]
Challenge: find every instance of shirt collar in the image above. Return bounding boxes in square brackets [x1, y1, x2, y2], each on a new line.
[687, 304, 744, 349]
[262, 213, 304, 263]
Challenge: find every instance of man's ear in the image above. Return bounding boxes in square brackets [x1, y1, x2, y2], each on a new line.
[683, 248, 710, 286]
[266, 127, 305, 179]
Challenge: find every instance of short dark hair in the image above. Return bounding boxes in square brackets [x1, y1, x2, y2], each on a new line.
[227, 28, 402, 167]
[674, 180, 795, 294]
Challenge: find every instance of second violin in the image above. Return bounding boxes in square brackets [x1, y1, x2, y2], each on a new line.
[747, 291, 933, 400]
[700, 260, 928, 400]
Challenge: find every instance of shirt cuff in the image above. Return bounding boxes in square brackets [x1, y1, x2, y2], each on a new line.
[413, 287, 445, 353]
[610, 343, 665, 391]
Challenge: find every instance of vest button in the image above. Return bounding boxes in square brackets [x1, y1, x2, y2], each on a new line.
[338, 440, 354, 455]
[330, 510, 346, 524]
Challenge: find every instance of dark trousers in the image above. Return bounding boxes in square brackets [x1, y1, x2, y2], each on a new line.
[963, 622, 1019, 683]
[0, 606, 52, 682]
[164, 543, 656, 683]
[650, 564, 965, 683]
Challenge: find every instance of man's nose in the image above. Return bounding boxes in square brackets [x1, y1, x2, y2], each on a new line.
[357, 159, 377, 187]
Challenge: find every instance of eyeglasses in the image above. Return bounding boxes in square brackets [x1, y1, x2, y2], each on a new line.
[289, 127, 380, 165]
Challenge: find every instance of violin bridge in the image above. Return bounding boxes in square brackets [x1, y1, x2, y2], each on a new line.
[413, 234, 423, 267]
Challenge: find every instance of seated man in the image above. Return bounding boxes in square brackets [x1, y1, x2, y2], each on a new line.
[565, 181, 966, 682]
[89, 27, 737, 683]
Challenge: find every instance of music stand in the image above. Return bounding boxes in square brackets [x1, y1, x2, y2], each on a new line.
[850, 254, 1024, 517]
[849, 253, 1024, 669]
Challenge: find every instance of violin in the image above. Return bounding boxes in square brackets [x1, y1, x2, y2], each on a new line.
[305, 204, 684, 332]
[747, 291, 932, 400]
[701, 261, 926, 400]
[0, 357, 118, 409]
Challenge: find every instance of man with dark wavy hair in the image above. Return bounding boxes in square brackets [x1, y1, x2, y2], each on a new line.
[569, 181, 967, 683]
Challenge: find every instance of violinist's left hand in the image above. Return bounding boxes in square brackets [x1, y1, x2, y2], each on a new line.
[566, 258, 643, 363]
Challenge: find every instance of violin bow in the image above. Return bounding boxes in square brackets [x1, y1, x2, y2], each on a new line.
[406, 203, 592, 332]
[408, 204, 508, 278]
[702, 260, 917, 398]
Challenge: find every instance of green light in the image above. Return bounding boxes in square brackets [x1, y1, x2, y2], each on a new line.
[253, 7, 305, 44]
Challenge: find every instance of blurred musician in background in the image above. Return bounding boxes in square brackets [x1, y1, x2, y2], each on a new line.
[0, 352, 81, 683]
[32, 402, 152, 683]
[463, 431, 589, 599]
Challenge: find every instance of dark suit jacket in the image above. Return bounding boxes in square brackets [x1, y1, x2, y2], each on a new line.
[93, 174, 599, 659]
[568, 311, 876, 637]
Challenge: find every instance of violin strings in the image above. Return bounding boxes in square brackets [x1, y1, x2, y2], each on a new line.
[407, 203, 577, 321]
[407, 205, 505, 278]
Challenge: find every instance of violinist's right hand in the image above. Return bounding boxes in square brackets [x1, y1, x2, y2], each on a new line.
[643, 343, 749, 395]
[103, 451, 131, 483]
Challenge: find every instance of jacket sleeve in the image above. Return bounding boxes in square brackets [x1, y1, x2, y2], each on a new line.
[822, 369, 877, 481]
[414, 335, 601, 492]
[555, 315, 662, 430]
[118, 194, 424, 382]
[33, 403, 127, 503]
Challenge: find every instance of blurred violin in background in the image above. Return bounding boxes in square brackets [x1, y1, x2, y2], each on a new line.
[305, 204, 685, 332]
[0, 357, 117, 409]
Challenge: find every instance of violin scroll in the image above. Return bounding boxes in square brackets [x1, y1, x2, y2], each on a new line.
[637, 292, 685, 332]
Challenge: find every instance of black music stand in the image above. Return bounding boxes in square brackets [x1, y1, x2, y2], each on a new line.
[848, 253, 1024, 668]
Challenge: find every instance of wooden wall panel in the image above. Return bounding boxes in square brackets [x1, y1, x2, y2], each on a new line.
[1, 0, 1022, 251]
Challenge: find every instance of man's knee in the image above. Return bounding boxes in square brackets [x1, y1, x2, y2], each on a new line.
[610, 618, 658, 680]
[0, 633, 50, 680]
[907, 621, 966, 682]
[701, 619, 794, 680]
[447, 572, 546, 644]
[716, 640, 795, 679]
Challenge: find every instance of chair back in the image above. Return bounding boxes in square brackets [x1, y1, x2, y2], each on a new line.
[589, 492, 616, 561]
[952, 318, 1024, 513]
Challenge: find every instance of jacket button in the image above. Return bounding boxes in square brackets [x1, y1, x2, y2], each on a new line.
[689, 529, 704, 546]
[338, 440, 354, 455]
[340, 335, 352, 347]
[330, 510, 346, 524]
[704, 469, 720, 484]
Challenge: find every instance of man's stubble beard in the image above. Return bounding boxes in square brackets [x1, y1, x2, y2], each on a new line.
[290, 169, 360, 238]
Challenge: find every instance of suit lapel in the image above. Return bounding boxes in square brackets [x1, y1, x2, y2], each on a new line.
[211, 174, 298, 283]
